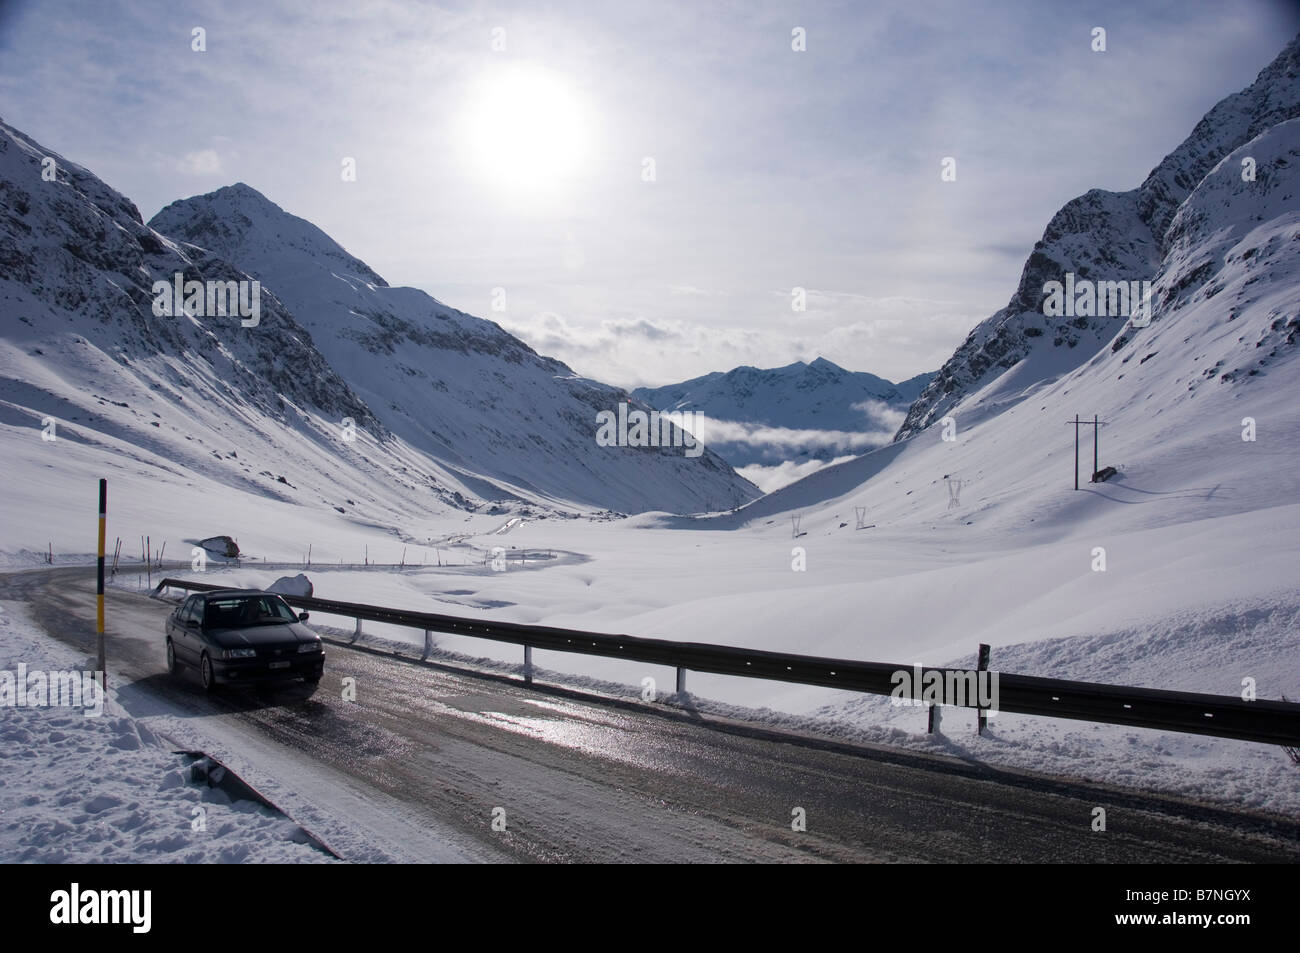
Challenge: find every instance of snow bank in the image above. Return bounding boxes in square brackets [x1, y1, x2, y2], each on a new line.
[0, 602, 336, 863]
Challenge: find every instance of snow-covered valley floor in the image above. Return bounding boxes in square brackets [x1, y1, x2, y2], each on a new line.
[9, 505, 1292, 822]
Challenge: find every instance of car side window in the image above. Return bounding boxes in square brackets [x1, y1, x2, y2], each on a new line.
[192, 599, 205, 627]
[179, 596, 196, 624]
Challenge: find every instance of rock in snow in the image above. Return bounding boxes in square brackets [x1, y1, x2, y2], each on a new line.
[267, 574, 313, 598]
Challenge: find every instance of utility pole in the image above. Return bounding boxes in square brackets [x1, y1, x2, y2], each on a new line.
[944, 474, 963, 509]
[1074, 415, 1079, 490]
[1092, 413, 1099, 476]
[1067, 415, 1108, 488]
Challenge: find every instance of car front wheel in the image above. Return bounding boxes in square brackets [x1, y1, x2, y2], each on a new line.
[166, 639, 177, 675]
[200, 653, 215, 693]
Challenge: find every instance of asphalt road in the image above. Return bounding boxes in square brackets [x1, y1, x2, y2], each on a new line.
[3, 566, 1298, 863]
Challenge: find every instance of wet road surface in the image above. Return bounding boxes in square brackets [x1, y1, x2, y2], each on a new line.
[3, 566, 1298, 863]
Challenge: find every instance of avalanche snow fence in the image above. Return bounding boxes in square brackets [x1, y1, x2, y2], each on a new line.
[152, 578, 1300, 748]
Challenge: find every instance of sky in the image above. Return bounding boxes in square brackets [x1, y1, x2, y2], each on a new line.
[2, 0, 1298, 389]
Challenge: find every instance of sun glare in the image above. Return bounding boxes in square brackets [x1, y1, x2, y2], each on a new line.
[461, 66, 589, 195]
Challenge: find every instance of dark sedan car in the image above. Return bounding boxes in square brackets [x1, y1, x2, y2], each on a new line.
[166, 589, 324, 691]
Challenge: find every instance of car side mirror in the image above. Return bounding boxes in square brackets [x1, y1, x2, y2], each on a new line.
[298, 612, 310, 622]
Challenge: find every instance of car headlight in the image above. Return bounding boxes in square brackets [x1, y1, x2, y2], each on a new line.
[298, 641, 321, 653]
[226, 647, 257, 659]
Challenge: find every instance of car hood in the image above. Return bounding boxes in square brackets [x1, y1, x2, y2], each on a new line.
[205, 622, 317, 647]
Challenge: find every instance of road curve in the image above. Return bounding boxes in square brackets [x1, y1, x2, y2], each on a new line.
[3, 566, 1298, 863]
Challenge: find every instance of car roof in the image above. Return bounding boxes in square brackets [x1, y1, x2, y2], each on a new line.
[198, 589, 278, 599]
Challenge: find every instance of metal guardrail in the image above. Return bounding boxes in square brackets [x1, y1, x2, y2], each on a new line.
[152, 578, 1300, 747]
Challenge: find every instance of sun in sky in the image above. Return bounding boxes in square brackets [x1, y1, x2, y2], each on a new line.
[458, 64, 593, 199]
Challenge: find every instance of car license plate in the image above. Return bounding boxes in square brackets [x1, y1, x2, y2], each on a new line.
[269, 661, 290, 669]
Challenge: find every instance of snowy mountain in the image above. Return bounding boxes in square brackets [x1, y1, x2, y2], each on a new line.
[147, 184, 756, 515]
[0, 119, 757, 535]
[632, 358, 934, 469]
[0, 118, 436, 530]
[896, 34, 1300, 440]
[722, 92, 1300, 546]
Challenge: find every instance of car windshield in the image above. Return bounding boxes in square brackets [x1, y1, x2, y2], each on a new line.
[204, 595, 298, 628]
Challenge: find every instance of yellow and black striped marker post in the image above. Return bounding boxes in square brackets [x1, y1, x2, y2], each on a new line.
[97, 478, 106, 688]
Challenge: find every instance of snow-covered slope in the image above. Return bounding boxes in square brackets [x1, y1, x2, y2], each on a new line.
[897, 33, 1300, 440]
[632, 358, 933, 468]
[726, 115, 1300, 541]
[0, 119, 757, 536]
[0, 116, 466, 535]
[148, 185, 756, 515]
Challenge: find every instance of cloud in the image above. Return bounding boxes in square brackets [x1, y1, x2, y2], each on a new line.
[681, 415, 896, 454]
[178, 149, 222, 175]
[737, 456, 859, 494]
[849, 399, 907, 432]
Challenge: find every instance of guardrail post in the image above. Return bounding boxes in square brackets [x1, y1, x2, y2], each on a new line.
[422, 629, 433, 660]
[977, 643, 990, 736]
[928, 701, 940, 734]
[676, 667, 686, 695]
[524, 645, 533, 685]
[352, 618, 362, 643]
